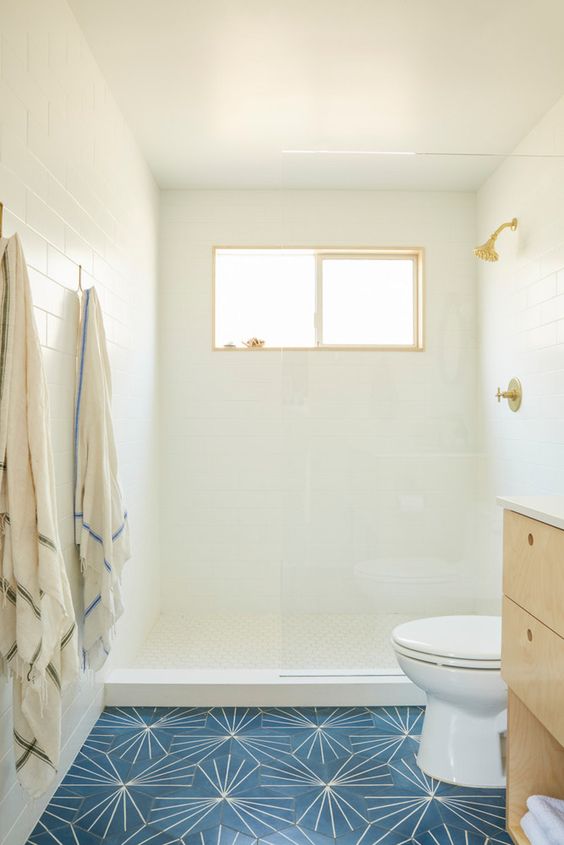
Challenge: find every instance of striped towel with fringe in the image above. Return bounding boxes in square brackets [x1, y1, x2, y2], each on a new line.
[74, 287, 130, 671]
[0, 233, 78, 797]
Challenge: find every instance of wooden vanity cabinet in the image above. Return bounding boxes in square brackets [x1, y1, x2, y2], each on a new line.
[502, 509, 564, 844]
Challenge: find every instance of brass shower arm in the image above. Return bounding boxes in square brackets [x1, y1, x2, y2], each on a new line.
[488, 218, 518, 241]
[474, 217, 518, 262]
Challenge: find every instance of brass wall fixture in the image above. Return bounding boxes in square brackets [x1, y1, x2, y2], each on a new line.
[496, 377, 522, 412]
[474, 218, 518, 262]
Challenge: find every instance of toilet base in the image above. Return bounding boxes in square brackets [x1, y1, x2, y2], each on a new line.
[416, 690, 506, 788]
[395, 653, 507, 788]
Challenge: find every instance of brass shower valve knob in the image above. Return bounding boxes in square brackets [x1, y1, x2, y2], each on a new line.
[495, 377, 522, 412]
[496, 388, 519, 402]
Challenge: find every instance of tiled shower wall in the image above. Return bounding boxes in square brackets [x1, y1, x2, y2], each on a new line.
[159, 190, 479, 618]
[476, 93, 564, 608]
[0, 1, 160, 842]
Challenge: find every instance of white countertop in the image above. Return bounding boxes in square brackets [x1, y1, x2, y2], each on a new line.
[497, 496, 564, 531]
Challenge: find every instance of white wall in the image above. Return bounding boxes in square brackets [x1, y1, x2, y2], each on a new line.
[476, 95, 564, 609]
[0, 1, 160, 842]
[159, 190, 479, 618]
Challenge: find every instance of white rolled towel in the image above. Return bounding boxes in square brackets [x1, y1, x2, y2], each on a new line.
[526, 795, 564, 845]
[521, 811, 552, 845]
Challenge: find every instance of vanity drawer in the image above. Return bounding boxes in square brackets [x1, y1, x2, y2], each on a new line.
[502, 596, 564, 746]
[503, 510, 564, 638]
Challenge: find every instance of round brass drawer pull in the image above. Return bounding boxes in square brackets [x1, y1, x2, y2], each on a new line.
[527, 629, 533, 642]
[528, 533, 534, 546]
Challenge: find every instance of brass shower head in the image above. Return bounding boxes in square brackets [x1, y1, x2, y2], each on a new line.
[474, 218, 518, 262]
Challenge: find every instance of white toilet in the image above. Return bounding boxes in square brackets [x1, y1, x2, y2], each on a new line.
[392, 615, 507, 788]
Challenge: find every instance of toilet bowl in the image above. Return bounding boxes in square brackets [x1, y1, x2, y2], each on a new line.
[392, 615, 507, 788]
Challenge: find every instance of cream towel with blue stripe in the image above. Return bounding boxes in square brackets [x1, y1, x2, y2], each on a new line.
[74, 287, 130, 670]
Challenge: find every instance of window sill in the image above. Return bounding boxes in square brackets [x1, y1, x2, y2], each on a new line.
[213, 345, 424, 352]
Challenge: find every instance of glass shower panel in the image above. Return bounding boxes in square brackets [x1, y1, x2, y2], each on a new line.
[279, 346, 478, 675]
[277, 154, 486, 675]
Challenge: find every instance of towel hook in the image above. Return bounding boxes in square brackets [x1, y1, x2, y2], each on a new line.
[78, 264, 83, 292]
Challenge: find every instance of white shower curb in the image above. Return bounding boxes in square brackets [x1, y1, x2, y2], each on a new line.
[105, 668, 425, 707]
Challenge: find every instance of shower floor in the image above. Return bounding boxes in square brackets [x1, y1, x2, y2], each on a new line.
[108, 612, 424, 707]
[132, 612, 414, 672]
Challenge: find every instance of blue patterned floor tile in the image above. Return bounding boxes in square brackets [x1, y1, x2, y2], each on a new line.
[260, 824, 334, 845]
[315, 708, 375, 731]
[366, 755, 508, 843]
[385, 755, 440, 795]
[261, 708, 318, 731]
[169, 726, 294, 766]
[127, 750, 196, 790]
[221, 787, 295, 837]
[337, 823, 412, 845]
[324, 754, 394, 789]
[290, 727, 353, 764]
[230, 731, 295, 763]
[61, 748, 133, 794]
[192, 752, 262, 796]
[207, 707, 263, 734]
[87, 708, 209, 763]
[71, 788, 152, 840]
[28, 792, 84, 827]
[184, 824, 256, 845]
[27, 706, 513, 845]
[105, 823, 183, 845]
[349, 732, 419, 764]
[106, 727, 174, 763]
[295, 785, 370, 837]
[367, 707, 424, 739]
[488, 833, 513, 845]
[82, 729, 116, 755]
[366, 794, 443, 841]
[261, 753, 327, 792]
[169, 729, 232, 762]
[262, 751, 391, 796]
[365, 757, 443, 839]
[100, 706, 209, 731]
[435, 788, 509, 841]
[149, 794, 223, 839]
[148, 751, 294, 839]
[27, 823, 103, 845]
[413, 823, 511, 845]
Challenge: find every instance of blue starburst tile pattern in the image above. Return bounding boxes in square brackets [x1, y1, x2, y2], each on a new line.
[27, 706, 512, 845]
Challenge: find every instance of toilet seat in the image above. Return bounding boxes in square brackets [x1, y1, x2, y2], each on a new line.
[393, 641, 501, 669]
[391, 615, 501, 670]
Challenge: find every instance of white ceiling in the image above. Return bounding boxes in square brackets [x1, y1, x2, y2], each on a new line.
[68, 0, 564, 189]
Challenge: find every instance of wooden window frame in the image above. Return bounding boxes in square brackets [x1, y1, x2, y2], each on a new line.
[212, 246, 424, 351]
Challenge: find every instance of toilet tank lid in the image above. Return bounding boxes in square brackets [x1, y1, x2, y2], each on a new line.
[392, 615, 502, 661]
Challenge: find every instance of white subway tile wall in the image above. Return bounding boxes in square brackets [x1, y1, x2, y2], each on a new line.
[3, 3, 564, 839]
[159, 190, 480, 618]
[476, 94, 564, 609]
[0, 1, 160, 842]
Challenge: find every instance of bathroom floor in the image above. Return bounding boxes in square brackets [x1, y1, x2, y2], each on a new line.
[28, 706, 511, 845]
[133, 614, 416, 672]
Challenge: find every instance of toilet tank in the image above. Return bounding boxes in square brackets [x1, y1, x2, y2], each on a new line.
[353, 557, 472, 615]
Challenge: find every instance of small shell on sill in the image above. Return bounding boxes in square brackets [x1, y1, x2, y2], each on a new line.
[242, 337, 265, 348]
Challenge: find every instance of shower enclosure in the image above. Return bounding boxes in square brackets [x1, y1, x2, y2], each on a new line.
[115, 150, 556, 704]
